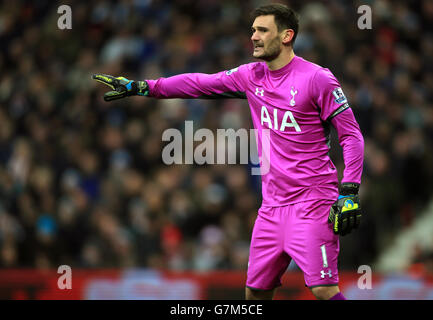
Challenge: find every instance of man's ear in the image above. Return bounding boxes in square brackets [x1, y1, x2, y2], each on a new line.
[282, 29, 295, 45]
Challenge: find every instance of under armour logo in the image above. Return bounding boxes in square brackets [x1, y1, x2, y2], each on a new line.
[290, 87, 298, 106]
[321, 269, 332, 279]
[255, 88, 264, 96]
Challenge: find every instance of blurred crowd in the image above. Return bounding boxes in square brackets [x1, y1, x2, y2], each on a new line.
[0, 0, 432, 274]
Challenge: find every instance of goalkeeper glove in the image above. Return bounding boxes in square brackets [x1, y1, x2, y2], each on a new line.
[92, 74, 149, 101]
[328, 183, 361, 236]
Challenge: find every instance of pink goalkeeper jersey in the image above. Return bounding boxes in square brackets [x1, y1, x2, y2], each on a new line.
[146, 55, 364, 207]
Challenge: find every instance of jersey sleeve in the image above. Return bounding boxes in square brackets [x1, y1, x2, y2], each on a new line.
[146, 64, 249, 99]
[311, 67, 364, 185]
[330, 108, 364, 185]
[310, 68, 350, 121]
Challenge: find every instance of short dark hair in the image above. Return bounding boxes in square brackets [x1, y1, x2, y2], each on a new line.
[251, 3, 299, 46]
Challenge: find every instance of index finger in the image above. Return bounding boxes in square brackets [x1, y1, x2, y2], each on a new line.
[92, 74, 116, 90]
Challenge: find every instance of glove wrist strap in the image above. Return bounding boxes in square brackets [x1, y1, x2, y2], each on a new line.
[340, 182, 360, 195]
[136, 81, 149, 96]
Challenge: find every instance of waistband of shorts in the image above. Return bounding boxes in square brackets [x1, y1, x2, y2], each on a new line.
[260, 197, 336, 209]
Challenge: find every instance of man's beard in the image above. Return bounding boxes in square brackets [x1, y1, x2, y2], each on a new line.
[253, 36, 282, 61]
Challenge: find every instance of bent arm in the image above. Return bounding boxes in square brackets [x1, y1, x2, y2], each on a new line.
[330, 108, 364, 185]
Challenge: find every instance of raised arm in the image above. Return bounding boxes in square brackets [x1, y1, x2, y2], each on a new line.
[147, 68, 247, 99]
[92, 65, 249, 101]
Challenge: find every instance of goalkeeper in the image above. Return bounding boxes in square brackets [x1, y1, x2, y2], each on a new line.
[93, 4, 363, 301]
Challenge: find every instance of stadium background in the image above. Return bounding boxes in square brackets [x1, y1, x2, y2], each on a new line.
[0, 0, 432, 299]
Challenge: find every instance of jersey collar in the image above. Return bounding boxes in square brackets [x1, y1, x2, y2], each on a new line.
[267, 55, 298, 78]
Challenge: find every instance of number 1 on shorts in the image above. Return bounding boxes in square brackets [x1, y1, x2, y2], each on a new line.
[320, 244, 328, 268]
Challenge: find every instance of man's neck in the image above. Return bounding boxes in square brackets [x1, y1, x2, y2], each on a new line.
[266, 49, 295, 71]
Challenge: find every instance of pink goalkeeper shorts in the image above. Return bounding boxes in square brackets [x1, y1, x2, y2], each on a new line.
[246, 199, 339, 289]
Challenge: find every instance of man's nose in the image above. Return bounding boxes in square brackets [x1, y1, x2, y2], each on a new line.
[251, 31, 259, 41]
